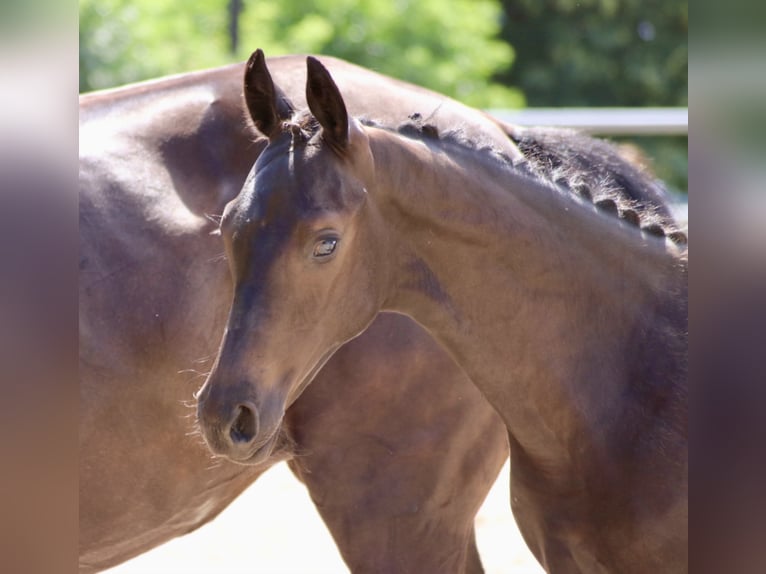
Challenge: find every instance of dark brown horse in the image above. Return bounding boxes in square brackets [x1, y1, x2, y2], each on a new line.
[79, 56, 513, 573]
[197, 52, 688, 573]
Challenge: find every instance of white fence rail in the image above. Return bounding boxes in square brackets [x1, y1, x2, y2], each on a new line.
[487, 107, 688, 136]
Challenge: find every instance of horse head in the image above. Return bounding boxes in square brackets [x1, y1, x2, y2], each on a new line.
[196, 50, 386, 463]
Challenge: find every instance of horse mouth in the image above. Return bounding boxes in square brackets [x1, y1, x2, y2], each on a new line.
[235, 425, 281, 466]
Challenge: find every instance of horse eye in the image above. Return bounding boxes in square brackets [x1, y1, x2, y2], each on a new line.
[313, 238, 338, 259]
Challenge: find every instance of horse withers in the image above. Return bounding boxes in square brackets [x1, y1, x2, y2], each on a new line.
[79, 56, 513, 573]
[197, 51, 688, 573]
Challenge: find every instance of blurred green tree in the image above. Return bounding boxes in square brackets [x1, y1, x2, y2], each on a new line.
[496, 0, 688, 192]
[79, 0, 523, 108]
[79, 0, 687, 191]
[497, 0, 687, 106]
[79, 0, 230, 91]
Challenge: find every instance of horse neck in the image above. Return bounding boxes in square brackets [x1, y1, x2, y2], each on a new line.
[366, 128, 687, 467]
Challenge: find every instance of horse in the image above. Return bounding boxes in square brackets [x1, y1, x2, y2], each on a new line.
[79, 56, 516, 573]
[196, 51, 688, 573]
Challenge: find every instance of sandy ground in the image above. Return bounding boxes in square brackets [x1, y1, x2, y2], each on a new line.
[104, 460, 543, 574]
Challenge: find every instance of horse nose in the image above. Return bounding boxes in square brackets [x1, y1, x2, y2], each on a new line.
[228, 402, 259, 446]
[197, 395, 261, 460]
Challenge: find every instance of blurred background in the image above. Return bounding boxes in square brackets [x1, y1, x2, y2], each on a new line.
[79, 0, 688, 195]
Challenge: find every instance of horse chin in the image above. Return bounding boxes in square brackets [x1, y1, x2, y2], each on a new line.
[231, 424, 282, 466]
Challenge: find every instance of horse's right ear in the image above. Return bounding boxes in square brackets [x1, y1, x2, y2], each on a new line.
[243, 49, 295, 139]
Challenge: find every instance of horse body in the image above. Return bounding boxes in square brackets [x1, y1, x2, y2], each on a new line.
[80, 57, 512, 573]
[197, 53, 688, 573]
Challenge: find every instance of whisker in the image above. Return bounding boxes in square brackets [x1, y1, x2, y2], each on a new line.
[178, 368, 212, 378]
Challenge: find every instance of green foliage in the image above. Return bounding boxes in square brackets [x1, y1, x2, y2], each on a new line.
[79, 0, 687, 190]
[237, 0, 522, 108]
[79, 0, 230, 91]
[498, 0, 687, 107]
[497, 0, 688, 191]
[79, 0, 523, 108]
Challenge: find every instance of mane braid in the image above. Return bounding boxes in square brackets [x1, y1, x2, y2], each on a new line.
[391, 114, 519, 169]
[508, 127, 687, 245]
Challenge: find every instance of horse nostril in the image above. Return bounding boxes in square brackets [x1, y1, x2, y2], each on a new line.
[229, 403, 258, 445]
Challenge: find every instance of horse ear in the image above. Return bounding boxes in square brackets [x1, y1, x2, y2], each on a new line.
[306, 56, 349, 149]
[243, 49, 295, 138]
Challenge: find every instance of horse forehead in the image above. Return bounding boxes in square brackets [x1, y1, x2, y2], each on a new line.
[278, 150, 352, 207]
[241, 142, 352, 221]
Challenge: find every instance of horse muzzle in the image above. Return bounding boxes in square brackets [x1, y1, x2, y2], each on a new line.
[197, 393, 281, 465]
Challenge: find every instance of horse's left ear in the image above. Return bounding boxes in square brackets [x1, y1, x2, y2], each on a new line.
[306, 57, 349, 149]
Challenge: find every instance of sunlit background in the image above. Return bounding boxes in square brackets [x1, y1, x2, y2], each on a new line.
[78, 0, 688, 193]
